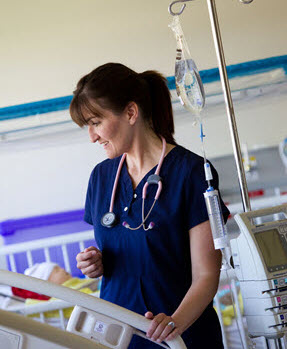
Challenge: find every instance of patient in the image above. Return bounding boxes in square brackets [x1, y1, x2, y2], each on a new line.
[12, 262, 100, 300]
[26, 262, 71, 284]
[9, 262, 100, 323]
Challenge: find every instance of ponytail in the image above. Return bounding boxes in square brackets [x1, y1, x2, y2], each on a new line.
[140, 71, 176, 145]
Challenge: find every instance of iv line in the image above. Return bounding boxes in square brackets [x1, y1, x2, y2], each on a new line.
[198, 115, 211, 188]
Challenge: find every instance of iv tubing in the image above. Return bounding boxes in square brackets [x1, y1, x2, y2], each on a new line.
[198, 118, 211, 187]
[206, 0, 251, 213]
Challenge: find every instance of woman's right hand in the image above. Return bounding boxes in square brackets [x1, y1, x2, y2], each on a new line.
[76, 246, 103, 278]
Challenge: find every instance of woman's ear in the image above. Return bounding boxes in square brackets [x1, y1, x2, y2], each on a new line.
[126, 102, 139, 125]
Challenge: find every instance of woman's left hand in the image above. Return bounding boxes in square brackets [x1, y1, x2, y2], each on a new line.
[145, 311, 182, 343]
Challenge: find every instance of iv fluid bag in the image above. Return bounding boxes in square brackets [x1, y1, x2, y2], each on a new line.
[175, 58, 205, 116]
[170, 16, 205, 124]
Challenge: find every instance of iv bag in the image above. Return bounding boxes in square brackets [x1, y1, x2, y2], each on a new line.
[169, 16, 205, 125]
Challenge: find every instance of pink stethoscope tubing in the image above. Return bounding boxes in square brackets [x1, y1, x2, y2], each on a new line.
[104, 137, 166, 231]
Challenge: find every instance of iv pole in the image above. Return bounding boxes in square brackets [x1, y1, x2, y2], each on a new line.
[169, 0, 251, 213]
[206, 0, 251, 213]
[169, 1, 285, 348]
[205, 2, 285, 348]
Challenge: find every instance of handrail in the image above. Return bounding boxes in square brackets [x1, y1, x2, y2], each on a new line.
[11, 298, 73, 315]
[0, 308, 109, 349]
[0, 270, 187, 349]
[10, 291, 98, 315]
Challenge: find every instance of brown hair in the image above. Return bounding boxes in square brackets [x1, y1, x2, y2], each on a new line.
[70, 63, 176, 145]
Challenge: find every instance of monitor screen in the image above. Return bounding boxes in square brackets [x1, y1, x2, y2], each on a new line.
[255, 229, 287, 269]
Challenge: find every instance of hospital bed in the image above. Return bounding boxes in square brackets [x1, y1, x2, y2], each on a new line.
[0, 225, 259, 348]
[0, 230, 98, 329]
[0, 230, 187, 348]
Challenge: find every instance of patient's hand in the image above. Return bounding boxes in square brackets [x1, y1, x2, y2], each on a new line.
[76, 246, 103, 278]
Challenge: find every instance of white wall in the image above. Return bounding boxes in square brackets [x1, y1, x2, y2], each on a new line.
[1, 0, 287, 106]
[0, 128, 106, 220]
[1, 86, 286, 221]
[1, 0, 287, 220]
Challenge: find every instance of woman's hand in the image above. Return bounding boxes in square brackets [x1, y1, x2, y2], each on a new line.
[145, 311, 182, 344]
[76, 246, 103, 278]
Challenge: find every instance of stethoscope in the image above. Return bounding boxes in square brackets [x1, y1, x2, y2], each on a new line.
[101, 137, 166, 231]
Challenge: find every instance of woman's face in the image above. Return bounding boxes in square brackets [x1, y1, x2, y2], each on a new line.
[85, 102, 133, 159]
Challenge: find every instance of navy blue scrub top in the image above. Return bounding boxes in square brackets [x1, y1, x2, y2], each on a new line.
[84, 145, 229, 349]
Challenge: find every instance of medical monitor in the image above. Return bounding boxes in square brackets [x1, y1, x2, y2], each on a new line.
[232, 204, 287, 338]
[233, 204, 287, 281]
[254, 228, 287, 273]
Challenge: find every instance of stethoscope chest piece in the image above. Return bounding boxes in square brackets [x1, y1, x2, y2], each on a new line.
[101, 212, 117, 228]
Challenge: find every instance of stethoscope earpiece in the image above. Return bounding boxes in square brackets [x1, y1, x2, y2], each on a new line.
[122, 221, 130, 228]
[147, 222, 155, 230]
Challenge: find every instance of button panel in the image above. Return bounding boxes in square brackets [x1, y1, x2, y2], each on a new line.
[274, 295, 287, 311]
[263, 279, 287, 295]
[269, 312, 287, 329]
[273, 278, 287, 288]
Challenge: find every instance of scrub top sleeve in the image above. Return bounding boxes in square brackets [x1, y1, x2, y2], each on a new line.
[84, 169, 96, 226]
[185, 159, 230, 230]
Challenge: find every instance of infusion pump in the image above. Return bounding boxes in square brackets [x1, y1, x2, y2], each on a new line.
[231, 204, 287, 339]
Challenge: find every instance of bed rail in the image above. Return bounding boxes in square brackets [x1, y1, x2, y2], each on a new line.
[0, 270, 187, 349]
[0, 230, 98, 329]
[0, 230, 94, 273]
[0, 308, 109, 349]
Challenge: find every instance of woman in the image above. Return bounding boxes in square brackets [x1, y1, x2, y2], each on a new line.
[71, 63, 229, 348]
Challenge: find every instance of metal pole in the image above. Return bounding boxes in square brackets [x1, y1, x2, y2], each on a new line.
[206, 0, 251, 212]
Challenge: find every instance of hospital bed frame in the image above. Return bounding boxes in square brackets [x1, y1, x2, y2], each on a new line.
[0, 270, 186, 349]
[0, 228, 239, 348]
[0, 308, 109, 349]
[0, 230, 97, 329]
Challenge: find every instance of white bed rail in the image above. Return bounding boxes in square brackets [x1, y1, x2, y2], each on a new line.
[0, 230, 98, 330]
[9, 297, 73, 315]
[0, 270, 187, 349]
[0, 308, 109, 349]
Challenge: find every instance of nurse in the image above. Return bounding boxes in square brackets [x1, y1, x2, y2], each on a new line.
[71, 63, 229, 349]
